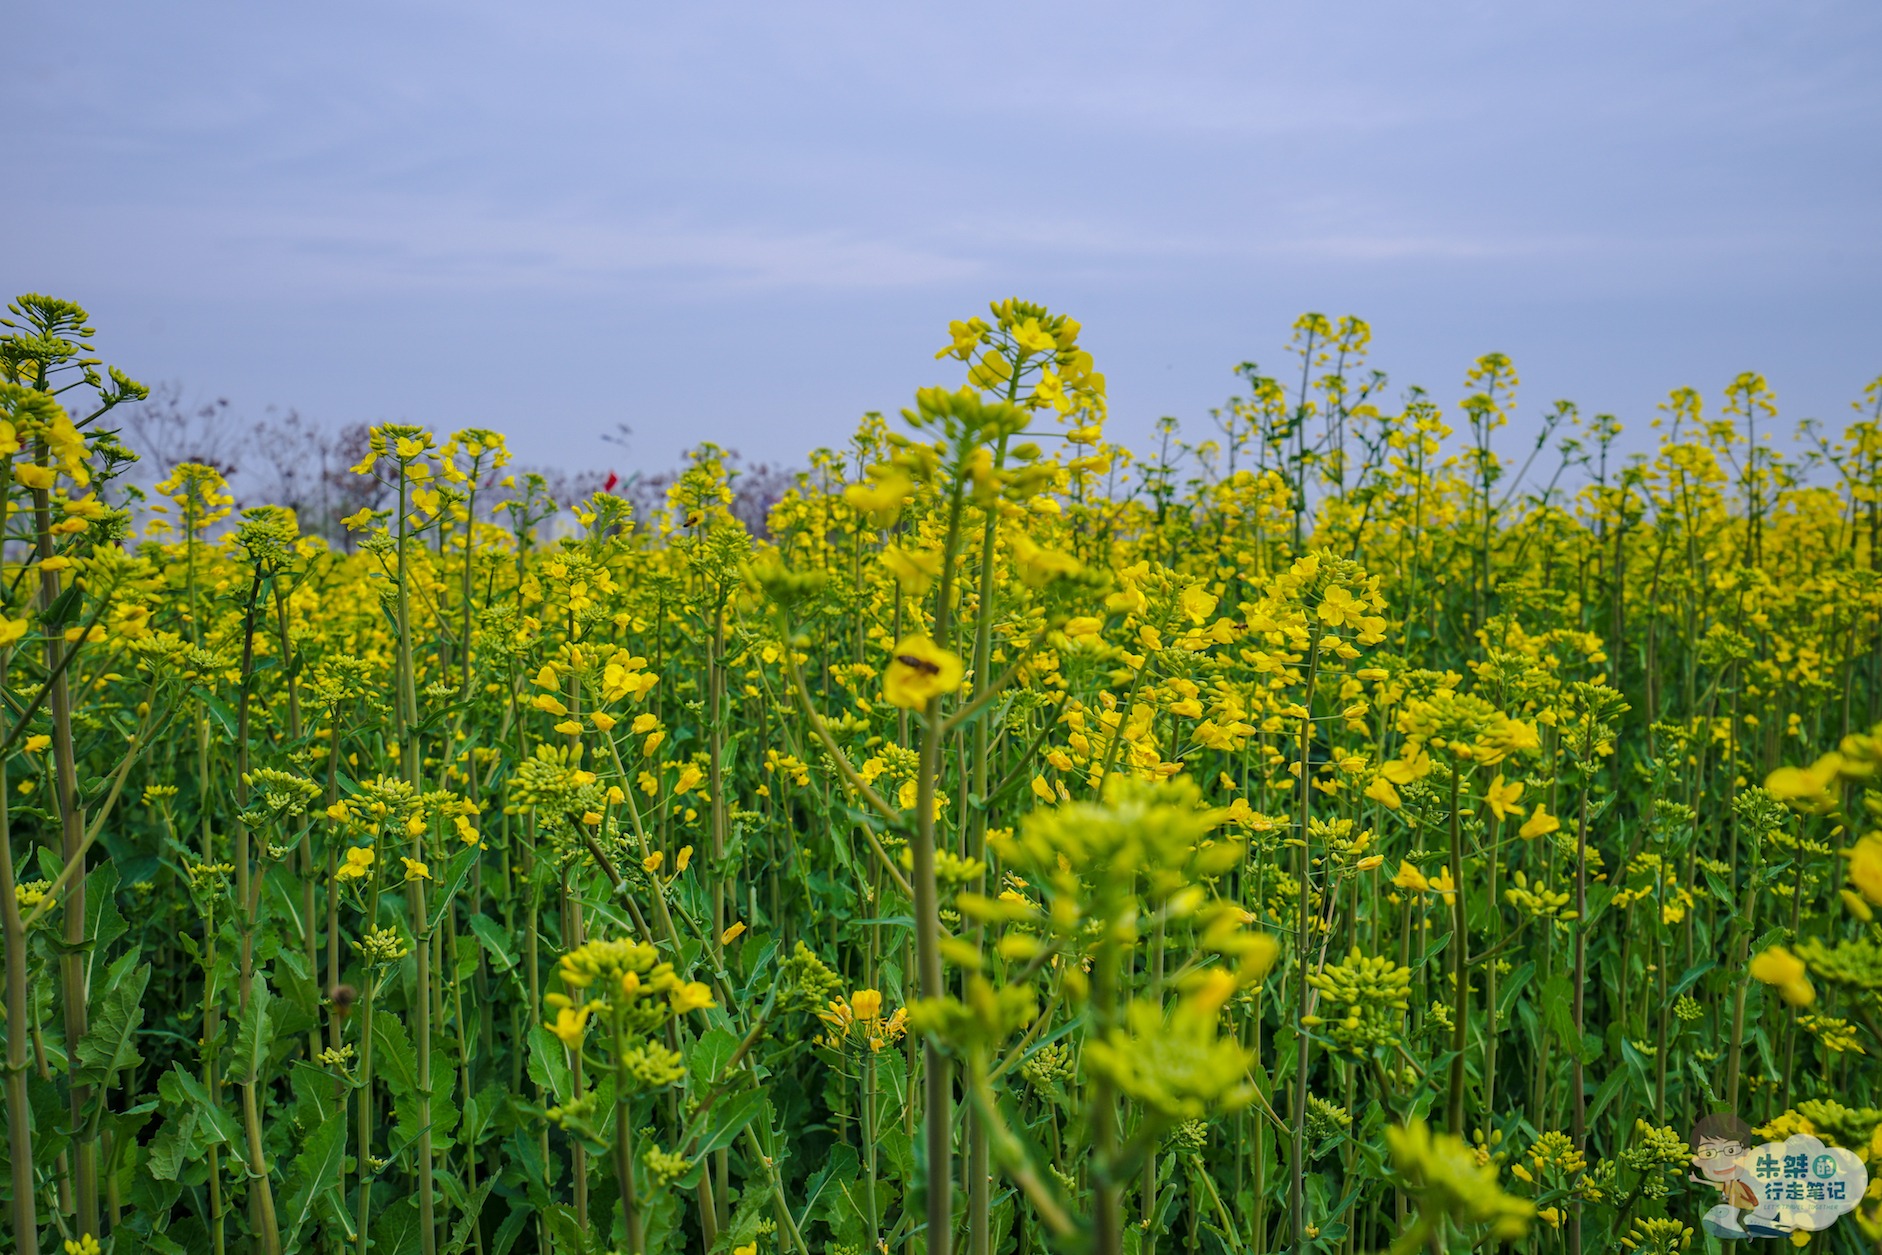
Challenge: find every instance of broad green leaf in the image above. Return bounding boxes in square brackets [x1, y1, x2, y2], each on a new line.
[74, 956, 149, 1086]
[82, 860, 126, 968]
[796, 1141, 859, 1230]
[371, 1197, 424, 1255]
[229, 976, 274, 1086]
[280, 1112, 347, 1251]
[146, 1107, 202, 1182]
[159, 1064, 245, 1148]
[693, 1087, 766, 1157]
[468, 913, 518, 973]
[491, 1203, 534, 1255]
[690, 1026, 740, 1084]
[427, 843, 482, 931]
[442, 1176, 497, 1255]
[526, 1024, 573, 1107]
[195, 689, 239, 741]
[372, 1010, 420, 1099]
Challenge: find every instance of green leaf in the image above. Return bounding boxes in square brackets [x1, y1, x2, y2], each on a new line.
[464, 1081, 506, 1148]
[795, 1141, 859, 1231]
[1586, 1067, 1630, 1131]
[83, 859, 126, 964]
[280, 1112, 347, 1251]
[1496, 960, 1534, 1019]
[159, 1064, 245, 1148]
[492, 1203, 534, 1255]
[443, 1176, 497, 1255]
[1540, 974, 1576, 1058]
[74, 956, 149, 1086]
[693, 1087, 766, 1157]
[527, 1024, 573, 1107]
[146, 1107, 201, 1182]
[540, 1204, 589, 1253]
[290, 1061, 342, 1134]
[40, 582, 83, 630]
[391, 1046, 460, 1153]
[372, 1197, 424, 1255]
[708, 1178, 772, 1255]
[735, 938, 780, 1005]
[373, 1011, 420, 1098]
[27, 1076, 63, 1168]
[879, 1126, 914, 1181]
[230, 977, 274, 1086]
[1671, 959, 1718, 998]
[469, 913, 519, 973]
[427, 843, 482, 931]
[1619, 1036, 1654, 1105]
[195, 688, 239, 741]
[690, 1026, 740, 1085]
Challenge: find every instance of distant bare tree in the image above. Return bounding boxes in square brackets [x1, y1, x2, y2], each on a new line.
[624, 468, 675, 530]
[534, 466, 613, 512]
[104, 385, 802, 546]
[115, 381, 247, 485]
[727, 460, 795, 537]
[246, 407, 341, 526]
[316, 423, 395, 548]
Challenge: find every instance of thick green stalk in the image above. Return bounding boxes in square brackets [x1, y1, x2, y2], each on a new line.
[1291, 628, 1323, 1251]
[1481, 813, 1503, 1126]
[1444, 770, 1468, 1135]
[613, 1014, 644, 1255]
[233, 567, 283, 1255]
[355, 974, 378, 1255]
[0, 652, 37, 1254]
[1568, 751, 1591, 1255]
[863, 1051, 881, 1252]
[1142, 915, 1166, 1254]
[394, 465, 439, 1255]
[1724, 824, 1762, 1111]
[964, 447, 1006, 1255]
[1092, 929, 1123, 1255]
[914, 483, 966, 1255]
[272, 574, 321, 1065]
[31, 446, 96, 1239]
[914, 703, 953, 1255]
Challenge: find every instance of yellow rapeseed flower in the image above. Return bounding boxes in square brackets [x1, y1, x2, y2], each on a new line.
[1846, 834, 1882, 906]
[1748, 945, 1815, 1007]
[1484, 775, 1525, 821]
[546, 1003, 592, 1047]
[1519, 805, 1560, 839]
[669, 981, 715, 1014]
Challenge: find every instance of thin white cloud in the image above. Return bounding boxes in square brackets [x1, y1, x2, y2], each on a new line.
[40, 202, 987, 297]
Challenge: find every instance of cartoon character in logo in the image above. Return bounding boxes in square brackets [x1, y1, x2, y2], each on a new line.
[1690, 1112, 1762, 1240]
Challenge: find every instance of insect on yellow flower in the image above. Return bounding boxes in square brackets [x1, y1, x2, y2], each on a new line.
[883, 635, 964, 710]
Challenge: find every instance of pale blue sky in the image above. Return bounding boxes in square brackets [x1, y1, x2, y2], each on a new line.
[8, 2, 1880, 478]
